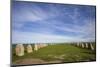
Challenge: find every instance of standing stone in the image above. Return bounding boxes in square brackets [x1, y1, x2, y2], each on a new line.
[85, 43, 88, 48]
[15, 44, 24, 56]
[44, 43, 47, 46]
[77, 43, 79, 47]
[81, 43, 84, 48]
[27, 44, 33, 53]
[90, 43, 94, 50]
[34, 44, 38, 51]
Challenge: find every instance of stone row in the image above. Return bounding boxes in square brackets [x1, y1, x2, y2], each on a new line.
[15, 43, 47, 56]
[76, 43, 95, 50]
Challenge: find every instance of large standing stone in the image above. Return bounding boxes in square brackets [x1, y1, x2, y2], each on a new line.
[34, 44, 38, 51]
[27, 44, 33, 53]
[90, 43, 94, 50]
[15, 44, 24, 56]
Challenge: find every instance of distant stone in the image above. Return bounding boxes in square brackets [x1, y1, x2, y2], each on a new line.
[34, 43, 47, 51]
[90, 43, 94, 50]
[15, 44, 24, 56]
[27, 45, 33, 53]
[85, 43, 88, 48]
[77, 43, 79, 46]
[81, 43, 84, 48]
[34, 44, 38, 51]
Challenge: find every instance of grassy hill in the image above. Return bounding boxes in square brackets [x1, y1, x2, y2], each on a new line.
[12, 44, 96, 65]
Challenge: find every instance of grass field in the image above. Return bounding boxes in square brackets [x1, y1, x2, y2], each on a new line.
[12, 43, 96, 65]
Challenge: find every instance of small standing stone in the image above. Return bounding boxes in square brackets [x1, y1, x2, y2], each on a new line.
[15, 44, 24, 56]
[77, 43, 79, 46]
[27, 44, 33, 53]
[34, 44, 38, 51]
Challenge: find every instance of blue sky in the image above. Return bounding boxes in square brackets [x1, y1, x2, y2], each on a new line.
[12, 1, 96, 43]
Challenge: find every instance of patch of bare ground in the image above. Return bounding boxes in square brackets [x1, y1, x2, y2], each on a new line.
[13, 58, 62, 65]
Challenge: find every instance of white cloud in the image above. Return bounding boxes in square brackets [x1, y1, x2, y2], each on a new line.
[12, 2, 96, 43]
[12, 31, 85, 43]
[65, 8, 81, 23]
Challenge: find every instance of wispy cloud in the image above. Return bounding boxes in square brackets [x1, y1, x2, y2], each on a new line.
[12, 1, 96, 43]
[12, 31, 88, 43]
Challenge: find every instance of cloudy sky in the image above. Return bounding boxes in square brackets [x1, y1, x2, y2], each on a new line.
[12, 1, 96, 43]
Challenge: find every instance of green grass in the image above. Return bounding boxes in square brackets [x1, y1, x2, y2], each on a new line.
[12, 44, 96, 64]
